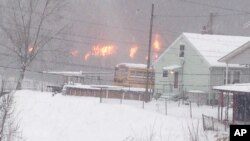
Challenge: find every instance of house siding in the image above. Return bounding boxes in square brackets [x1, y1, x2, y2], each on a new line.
[227, 47, 250, 64]
[210, 67, 250, 89]
[154, 36, 210, 97]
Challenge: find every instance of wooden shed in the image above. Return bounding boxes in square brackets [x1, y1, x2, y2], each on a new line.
[214, 83, 250, 124]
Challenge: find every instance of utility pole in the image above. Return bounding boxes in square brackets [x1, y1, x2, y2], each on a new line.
[143, 3, 154, 109]
[208, 13, 214, 34]
[201, 12, 215, 34]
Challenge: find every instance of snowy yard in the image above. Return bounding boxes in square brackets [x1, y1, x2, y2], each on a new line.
[14, 90, 228, 141]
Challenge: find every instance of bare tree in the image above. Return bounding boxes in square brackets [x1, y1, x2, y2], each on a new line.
[0, 78, 21, 141]
[0, 0, 67, 90]
[0, 94, 20, 141]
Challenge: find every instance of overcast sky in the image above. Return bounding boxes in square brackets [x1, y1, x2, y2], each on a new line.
[63, 0, 250, 68]
[2, 0, 250, 75]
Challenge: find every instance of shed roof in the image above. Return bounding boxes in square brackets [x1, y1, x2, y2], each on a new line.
[213, 83, 250, 93]
[64, 84, 146, 92]
[116, 63, 147, 69]
[188, 90, 206, 94]
[43, 71, 112, 77]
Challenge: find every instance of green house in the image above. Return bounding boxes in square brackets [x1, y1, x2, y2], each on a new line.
[154, 33, 250, 104]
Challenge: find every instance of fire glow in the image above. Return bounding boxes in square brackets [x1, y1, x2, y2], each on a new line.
[84, 44, 116, 60]
[153, 34, 162, 59]
[129, 45, 138, 58]
[28, 47, 34, 53]
[70, 49, 79, 57]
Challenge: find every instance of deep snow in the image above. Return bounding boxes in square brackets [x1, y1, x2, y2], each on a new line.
[14, 90, 227, 141]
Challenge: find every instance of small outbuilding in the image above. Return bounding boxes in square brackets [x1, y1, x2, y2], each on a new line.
[214, 83, 250, 124]
[187, 90, 207, 106]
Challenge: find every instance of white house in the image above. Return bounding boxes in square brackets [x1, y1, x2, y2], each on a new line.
[154, 33, 250, 104]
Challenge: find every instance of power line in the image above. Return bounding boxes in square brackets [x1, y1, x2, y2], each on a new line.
[179, 0, 250, 14]
[0, 3, 148, 34]
[0, 20, 149, 47]
[155, 12, 250, 19]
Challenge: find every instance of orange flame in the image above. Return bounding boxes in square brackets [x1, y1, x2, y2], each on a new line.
[84, 44, 116, 60]
[129, 45, 138, 58]
[28, 47, 34, 53]
[153, 34, 161, 51]
[153, 34, 163, 60]
[84, 52, 91, 60]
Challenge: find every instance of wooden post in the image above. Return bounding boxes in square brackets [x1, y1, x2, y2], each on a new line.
[100, 88, 102, 103]
[120, 91, 124, 104]
[244, 95, 247, 123]
[233, 93, 237, 124]
[221, 92, 224, 121]
[189, 101, 192, 118]
[218, 101, 220, 120]
[226, 92, 229, 121]
[106, 89, 108, 98]
[198, 93, 200, 107]
[202, 114, 205, 130]
[165, 98, 167, 115]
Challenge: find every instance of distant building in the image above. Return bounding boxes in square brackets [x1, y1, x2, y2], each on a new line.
[154, 33, 250, 104]
[43, 71, 113, 85]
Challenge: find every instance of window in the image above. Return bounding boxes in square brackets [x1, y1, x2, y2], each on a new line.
[130, 71, 136, 77]
[179, 45, 185, 57]
[223, 70, 240, 84]
[174, 72, 178, 88]
[233, 71, 240, 84]
[163, 70, 168, 77]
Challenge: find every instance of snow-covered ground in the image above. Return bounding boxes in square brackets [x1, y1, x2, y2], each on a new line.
[14, 90, 228, 141]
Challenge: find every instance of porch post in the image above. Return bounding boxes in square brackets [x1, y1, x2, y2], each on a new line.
[226, 63, 229, 85]
[233, 93, 236, 124]
[221, 92, 224, 121]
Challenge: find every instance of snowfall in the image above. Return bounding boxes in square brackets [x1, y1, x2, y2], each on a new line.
[13, 90, 229, 141]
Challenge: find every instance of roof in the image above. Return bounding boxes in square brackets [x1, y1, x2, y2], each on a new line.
[163, 65, 181, 70]
[218, 41, 250, 63]
[213, 83, 250, 93]
[183, 33, 250, 67]
[188, 90, 205, 94]
[64, 84, 146, 92]
[43, 71, 112, 77]
[116, 63, 147, 69]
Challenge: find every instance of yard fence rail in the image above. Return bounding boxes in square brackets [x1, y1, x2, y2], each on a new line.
[202, 114, 229, 131]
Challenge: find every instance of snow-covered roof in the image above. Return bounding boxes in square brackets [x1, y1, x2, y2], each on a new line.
[43, 71, 112, 77]
[163, 65, 181, 70]
[219, 41, 250, 63]
[183, 33, 250, 67]
[116, 63, 147, 69]
[64, 84, 146, 92]
[213, 83, 250, 93]
[188, 90, 205, 94]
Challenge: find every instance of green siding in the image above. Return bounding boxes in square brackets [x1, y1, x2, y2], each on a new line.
[154, 35, 210, 97]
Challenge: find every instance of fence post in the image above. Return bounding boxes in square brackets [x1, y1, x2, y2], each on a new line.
[212, 117, 214, 131]
[189, 101, 192, 118]
[165, 98, 167, 115]
[202, 114, 206, 131]
[100, 88, 102, 103]
[120, 90, 124, 104]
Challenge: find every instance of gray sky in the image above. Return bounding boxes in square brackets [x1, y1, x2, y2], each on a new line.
[63, 0, 250, 69]
[2, 0, 250, 74]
